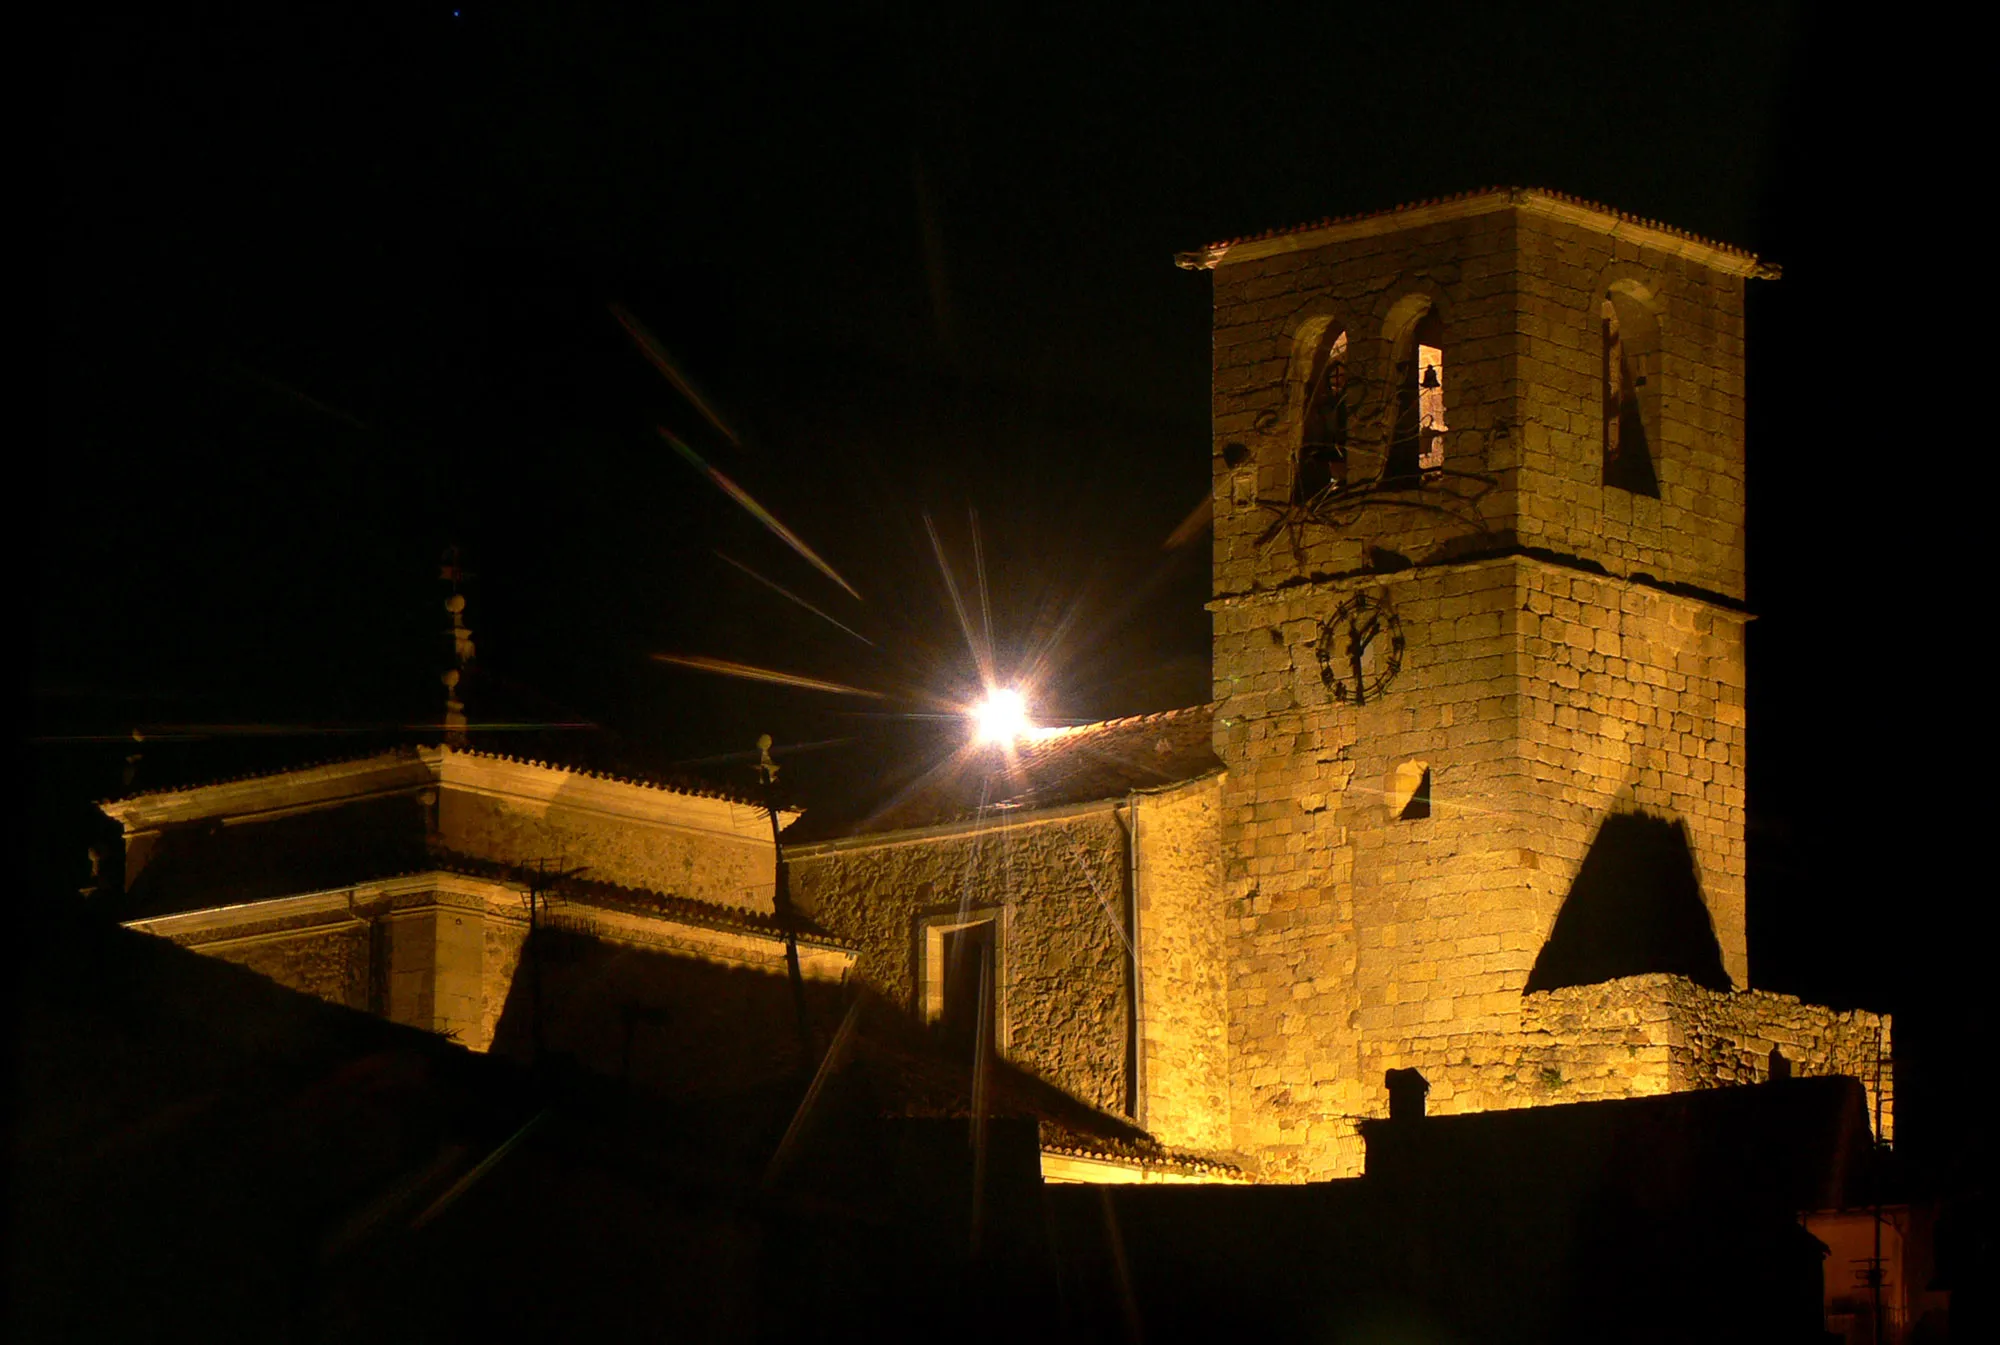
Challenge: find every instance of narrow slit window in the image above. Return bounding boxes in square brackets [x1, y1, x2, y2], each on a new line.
[1602, 294, 1661, 496]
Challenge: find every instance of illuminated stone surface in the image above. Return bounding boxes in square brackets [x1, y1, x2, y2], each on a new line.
[1198, 190, 1880, 1179]
[106, 190, 1889, 1183]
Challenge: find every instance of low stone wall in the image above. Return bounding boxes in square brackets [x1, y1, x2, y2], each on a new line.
[1251, 973, 1891, 1181]
[1523, 975, 1892, 1140]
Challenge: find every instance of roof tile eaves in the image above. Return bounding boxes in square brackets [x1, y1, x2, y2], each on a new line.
[100, 744, 428, 805]
[1191, 185, 1760, 265]
[1038, 1137, 1246, 1178]
[446, 743, 764, 808]
[1023, 701, 1213, 748]
[102, 741, 764, 810]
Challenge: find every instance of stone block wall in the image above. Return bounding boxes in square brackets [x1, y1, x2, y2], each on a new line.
[1310, 975, 1889, 1149]
[1213, 557, 1542, 1179]
[789, 809, 1136, 1118]
[1211, 209, 1521, 592]
[1513, 212, 1748, 599]
[1516, 564, 1749, 985]
[1521, 976, 1891, 1139]
[1134, 777, 1230, 1152]
[440, 788, 774, 915]
[1207, 202, 1750, 603]
[378, 894, 487, 1045]
[198, 923, 372, 1014]
[1211, 553, 1753, 1179]
[1203, 196, 1764, 1179]
[480, 916, 528, 1052]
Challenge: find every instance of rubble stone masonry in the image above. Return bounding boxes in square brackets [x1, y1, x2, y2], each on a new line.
[789, 808, 1136, 1117]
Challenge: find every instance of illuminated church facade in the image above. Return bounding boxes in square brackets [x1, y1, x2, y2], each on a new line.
[108, 189, 1888, 1183]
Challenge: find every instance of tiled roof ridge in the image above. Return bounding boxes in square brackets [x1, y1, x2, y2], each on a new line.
[445, 742, 764, 808]
[99, 743, 430, 805]
[102, 740, 762, 809]
[1039, 1134, 1245, 1177]
[1188, 185, 1762, 265]
[1023, 701, 1212, 748]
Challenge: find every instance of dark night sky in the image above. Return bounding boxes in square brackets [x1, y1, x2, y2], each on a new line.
[39, 5, 1973, 1174]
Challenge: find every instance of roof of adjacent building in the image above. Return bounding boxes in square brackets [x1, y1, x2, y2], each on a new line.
[1176, 186, 1777, 278]
[101, 740, 768, 813]
[1359, 1075, 1874, 1214]
[785, 704, 1221, 843]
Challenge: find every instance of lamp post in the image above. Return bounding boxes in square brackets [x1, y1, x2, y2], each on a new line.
[756, 734, 813, 1069]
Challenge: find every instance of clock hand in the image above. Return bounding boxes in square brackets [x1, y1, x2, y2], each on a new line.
[1347, 611, 1381, 705]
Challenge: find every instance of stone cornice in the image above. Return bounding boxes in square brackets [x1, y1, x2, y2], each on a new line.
[101, 752, 436, 831]
[125, 870, 856, 974]
[126, 871, 503, 942]
[1209, 548, 1753, 617]
[101, 744, 793, 842]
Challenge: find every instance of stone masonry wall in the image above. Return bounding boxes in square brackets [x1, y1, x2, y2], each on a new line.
[1212, 553, 1751, 1180]
[1516, 563, 1749, 985]
[1513, 211, 1748, 600]
[1134, 777, 1230, 1152]
[441, 788, 774, 914]
[1522, 975, 1891, 1140]
[480, 917, 528, 1053]
[1214, 557, 1540, 1179]
[198, 923, 371, 1013]
[1208, 203, 1750, 602]
[1206, 202, 1761, 1180]
[1211, 209, 1520, 593]
[789, 810, 1135, 1117]
[1297, 974, 1890, 1141]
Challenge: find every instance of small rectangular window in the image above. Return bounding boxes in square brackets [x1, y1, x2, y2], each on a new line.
[1389, 760, 1431, 820]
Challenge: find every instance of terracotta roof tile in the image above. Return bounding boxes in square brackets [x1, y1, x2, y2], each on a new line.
[788, 704, 1220, 841]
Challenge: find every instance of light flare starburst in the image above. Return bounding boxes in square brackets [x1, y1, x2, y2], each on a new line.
[970, 687, 1032, 746]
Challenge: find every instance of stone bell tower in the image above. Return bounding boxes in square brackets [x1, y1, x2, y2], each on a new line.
[1181, 188, 1776, 1179]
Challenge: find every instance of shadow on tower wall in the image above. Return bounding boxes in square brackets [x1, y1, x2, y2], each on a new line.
[1526, 812, 1731, 992]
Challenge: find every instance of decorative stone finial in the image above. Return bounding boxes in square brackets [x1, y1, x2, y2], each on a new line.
[440, 547, 474, 746]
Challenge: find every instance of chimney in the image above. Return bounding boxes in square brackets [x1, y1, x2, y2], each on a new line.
[1386, 1067, 1429, 1122]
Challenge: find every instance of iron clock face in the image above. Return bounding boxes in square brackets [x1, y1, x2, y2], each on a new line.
[1315, 592, 1404, 705]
